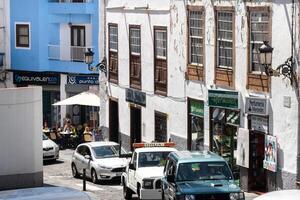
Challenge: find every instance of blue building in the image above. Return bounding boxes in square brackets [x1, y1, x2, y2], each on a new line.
[9, 0, 100, 127]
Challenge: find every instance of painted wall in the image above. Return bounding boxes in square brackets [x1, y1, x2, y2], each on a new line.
[0, 87, 43, 189]
[0, 0, 10, 70]
[105, 0, 299, 189]
[10, 0, 99, 74]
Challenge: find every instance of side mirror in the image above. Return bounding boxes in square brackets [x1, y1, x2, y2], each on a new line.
[167, 174, 174, 182]
[129, 163, 136, 170]
[84, 155, 92, 160]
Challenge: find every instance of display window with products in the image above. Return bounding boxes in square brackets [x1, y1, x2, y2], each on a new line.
[187, 99, 204, 151]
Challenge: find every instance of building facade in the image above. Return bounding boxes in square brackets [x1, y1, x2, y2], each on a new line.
[0, 0, 10, 88]
[7, 0, 100, 128]
[103, 0, 300, 192]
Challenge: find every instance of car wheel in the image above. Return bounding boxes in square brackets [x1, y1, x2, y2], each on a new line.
[123, 182, 132, 199]
[91, 169, 99, 184]
[71, 163, 79, 178]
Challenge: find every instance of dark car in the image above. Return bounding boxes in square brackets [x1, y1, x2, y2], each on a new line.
[161, 151, 244, 200]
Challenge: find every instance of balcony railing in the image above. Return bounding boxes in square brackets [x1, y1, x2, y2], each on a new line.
[48, 0, 92, 3]
[48, 45, 93, 62]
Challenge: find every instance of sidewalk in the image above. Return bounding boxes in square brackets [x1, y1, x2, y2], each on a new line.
[245, 192, 259, 200]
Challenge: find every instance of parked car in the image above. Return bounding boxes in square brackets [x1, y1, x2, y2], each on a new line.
[43, 133, 59, 161]
[71, 141, 128, 183]
[254, 190, 300, 200]
[0, 186, 91, 200]
[122, 142, 177, 200]
[161, 151, 245, 200]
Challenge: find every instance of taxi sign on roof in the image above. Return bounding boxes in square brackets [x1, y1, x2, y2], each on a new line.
[133, 142, 175, 148]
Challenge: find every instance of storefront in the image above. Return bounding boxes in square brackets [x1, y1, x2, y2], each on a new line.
[13, 71, 61, 128]
[208, 90, 240, 179]
[66, 74, 99, 128]
[245, 97, 269, 192]
[187, 98, 204, 150]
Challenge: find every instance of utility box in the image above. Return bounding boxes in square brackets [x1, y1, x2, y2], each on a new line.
[0, 87, 43, 190]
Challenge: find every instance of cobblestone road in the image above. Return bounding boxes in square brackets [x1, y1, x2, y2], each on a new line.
[43, 149, 258, 200]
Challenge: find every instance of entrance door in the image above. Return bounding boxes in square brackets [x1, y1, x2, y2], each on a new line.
[249, 131, 266, 192]
[109, 99, 119, 143]
[130, 107, 141, 149]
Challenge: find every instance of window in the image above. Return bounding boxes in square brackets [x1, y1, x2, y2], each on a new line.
[129, 26, 141, 89]
[189, 9, 204, 65]
[108, 24, 118, 83]
[250, 10, 270, 72]
[16, 24, 30, 48]
[71, 26, 86, 62]
[155, 111, 167, 142]
[216, 11, 233, 69]
[154, 27, 167, 95]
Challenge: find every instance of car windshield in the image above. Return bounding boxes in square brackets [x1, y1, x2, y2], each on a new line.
[42, 134, 48, 140]
[138, 151, 171, 168]
[92, 145, 126, 158]
[177, 162, 233, 181]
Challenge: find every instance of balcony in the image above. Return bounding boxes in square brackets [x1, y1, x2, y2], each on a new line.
[48, 0, 95, 15]
[48, 45, 93, 62]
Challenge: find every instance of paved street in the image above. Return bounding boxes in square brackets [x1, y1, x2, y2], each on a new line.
[43, 149, 258, 200]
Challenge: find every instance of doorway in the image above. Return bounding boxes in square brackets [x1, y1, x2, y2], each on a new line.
[248, 131, 266, 192]
[130, 106, 141, 149]
[109, 99, 119, 143]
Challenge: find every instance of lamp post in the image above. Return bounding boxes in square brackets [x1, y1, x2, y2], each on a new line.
[258, 41, 295, 85]
[84, 48, 107, 139]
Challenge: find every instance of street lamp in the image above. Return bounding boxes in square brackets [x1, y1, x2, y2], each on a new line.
[259, 41, 295, 85]
[84, 48, 107, 74]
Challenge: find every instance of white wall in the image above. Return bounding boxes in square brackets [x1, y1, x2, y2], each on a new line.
[0, 0, 10, 69]
[0, 87, 43, 180]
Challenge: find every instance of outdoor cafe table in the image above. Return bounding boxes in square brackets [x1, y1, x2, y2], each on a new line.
[59, 131, 73, 148]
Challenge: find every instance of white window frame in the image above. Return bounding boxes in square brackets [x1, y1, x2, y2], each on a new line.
[109, 25, 118, 53]
[15, 22, 31, 50]
[155, 29, 167, 60]
[216, 11, 233, 69]
[129, 27, 141, 56]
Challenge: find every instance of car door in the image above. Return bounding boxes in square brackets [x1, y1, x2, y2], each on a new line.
[128, 152, 137, 190]
[73, 145, 85, 173]
[164, 159, 177, 200]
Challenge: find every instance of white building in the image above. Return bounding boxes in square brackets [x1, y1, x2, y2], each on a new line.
[102, 0, 300, 192]
[0, 0, 10, 88]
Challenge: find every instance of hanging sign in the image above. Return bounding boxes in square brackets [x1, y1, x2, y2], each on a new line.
[190, 100, 204, 117]
[263, 135, 277, 172]
[245, 97, 269, 116]
[126, 88, 146, 107]
[251, 116, 268, 133]
[237, 128, 249, 168]
[208, 90, 239, 109]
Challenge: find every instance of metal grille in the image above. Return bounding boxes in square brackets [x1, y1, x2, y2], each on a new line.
[130, 27, 141, 55]
[189, 10, 204, 65]
[109, 25, 118, 51]
[217, 11, 233, 69]
[111, 167, 125, 173]
[155, 29, 167, 59]
[250, 11, 270, 72]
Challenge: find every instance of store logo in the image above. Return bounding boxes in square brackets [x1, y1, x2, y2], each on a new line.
[68, 76, 76, 85]
[15, 75, 22, 83]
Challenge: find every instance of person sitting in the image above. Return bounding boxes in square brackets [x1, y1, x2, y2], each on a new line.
[43, 121, 50, 134]
[83, 126, 93, 142]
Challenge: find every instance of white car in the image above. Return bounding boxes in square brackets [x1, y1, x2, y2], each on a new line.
[254, 190, 300, 200]
[43, 133, 59, 161]
[71, 141, 129, 183]
[122, 143, 177, 200]
[0, 186, 91, 200]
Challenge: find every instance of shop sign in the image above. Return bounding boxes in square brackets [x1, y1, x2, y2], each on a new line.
[67, 75, 99, 85]
[190, 100, 204, 117]
[251, 116, 268, 133]
[245, 97, 269, 116]
[263, 135, 277, 172]
[208, 90, 239, 109]
[126, 88, 146, 107]
[13, 72, 60, 85]
[237, 128, 249, 168]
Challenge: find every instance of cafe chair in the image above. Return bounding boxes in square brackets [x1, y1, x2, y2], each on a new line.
[50, 132, 57, 141]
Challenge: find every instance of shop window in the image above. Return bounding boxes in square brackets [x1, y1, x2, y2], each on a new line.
[154, 27, 167, 95]
[108, 24, 118, 83]
[155, 111, 167, 142]
[129, 25, 141, 89]
[188, 99, 204, 150]
[210, 107, 240, 179]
